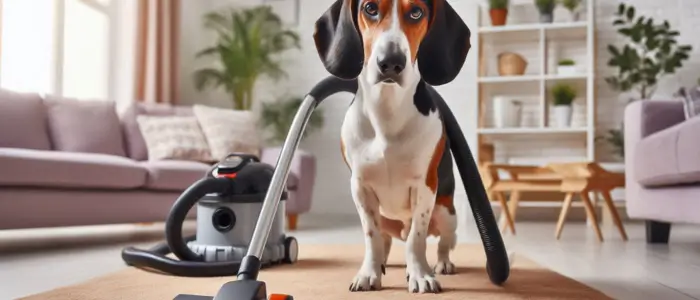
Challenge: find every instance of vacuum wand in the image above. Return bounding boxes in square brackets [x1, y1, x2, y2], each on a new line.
[245, 95, 315, 265]
[236, 76, 358, 281]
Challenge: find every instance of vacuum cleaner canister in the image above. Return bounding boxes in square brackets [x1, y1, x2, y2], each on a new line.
[121, 153, 299, 277]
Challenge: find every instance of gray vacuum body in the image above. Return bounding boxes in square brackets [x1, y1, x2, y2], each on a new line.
[187, 193, 297, 265]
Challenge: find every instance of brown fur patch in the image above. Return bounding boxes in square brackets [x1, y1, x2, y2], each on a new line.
[357, 0, 394, 63]
[357, 0, 431, 63]
[399, 0, 430, 62]
[425, 133, 446, 193]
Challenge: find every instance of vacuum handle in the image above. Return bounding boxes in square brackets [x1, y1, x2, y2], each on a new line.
[237, 76, 357, 281]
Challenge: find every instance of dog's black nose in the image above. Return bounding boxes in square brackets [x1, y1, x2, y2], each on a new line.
[377, 50, 406, 77]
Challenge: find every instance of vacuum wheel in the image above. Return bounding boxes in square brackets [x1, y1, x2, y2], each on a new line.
[283, 236, 298, 264]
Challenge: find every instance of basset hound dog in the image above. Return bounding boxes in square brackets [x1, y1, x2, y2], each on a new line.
[313, 0, 471, 294]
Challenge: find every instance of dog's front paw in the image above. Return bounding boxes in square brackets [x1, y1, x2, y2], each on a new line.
[434, 260, 456, 275]
[349, 264, 382, 292]
[406, 269, 442, 293]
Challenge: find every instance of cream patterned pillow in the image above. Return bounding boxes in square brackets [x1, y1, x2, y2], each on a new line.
[192, 104, 261, 160]
[136, 115, 214, 162]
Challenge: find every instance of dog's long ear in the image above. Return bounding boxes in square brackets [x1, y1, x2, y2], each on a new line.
[313, 0, 364, 80]
[417, 0, 471, 86]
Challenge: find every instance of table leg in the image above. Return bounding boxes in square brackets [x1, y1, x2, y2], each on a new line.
[500, 191, 520, 234]
[580, 191, 604, 242]
[601, 190, 628, 241]
[555, 192, 574, 239]
[495, 191, 516, 235]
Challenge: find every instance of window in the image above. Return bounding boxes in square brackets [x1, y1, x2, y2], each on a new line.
[0, 0, 55, 94]
[0, 0, 116, 100]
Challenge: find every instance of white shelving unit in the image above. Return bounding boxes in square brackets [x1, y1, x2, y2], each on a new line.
[473, 0, 596, 166]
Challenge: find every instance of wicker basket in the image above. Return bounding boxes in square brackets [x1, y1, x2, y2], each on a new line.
[497, 52, 527, 76]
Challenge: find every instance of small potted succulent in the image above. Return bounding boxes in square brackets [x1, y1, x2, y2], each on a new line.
[561, 0, 582, 21]
[535, 0, 556, 23]
[551, 83, 576, 127]
[557, 59, 578, 76]
[489, 0, 509, 26]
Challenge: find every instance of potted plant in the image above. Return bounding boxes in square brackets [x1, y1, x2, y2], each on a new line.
[489, 0, 509, 26]
[551, 83, 576, 127]
[557, 59, 578, 76]
[561, 0, 582, 21]
[535, 0, 556, 23]
[599, 2, 692, 158]
[260, 96, 325, 146]
[193, 6, 301, 110]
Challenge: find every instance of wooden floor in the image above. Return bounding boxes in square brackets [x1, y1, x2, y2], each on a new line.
[1, 214, 699, 300]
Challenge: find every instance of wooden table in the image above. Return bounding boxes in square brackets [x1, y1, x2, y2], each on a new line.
[480, 162, 628, 242]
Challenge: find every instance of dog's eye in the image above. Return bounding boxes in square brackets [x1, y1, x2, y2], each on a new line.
[408, 7, 424, 20]
[363, 2, 379, 16]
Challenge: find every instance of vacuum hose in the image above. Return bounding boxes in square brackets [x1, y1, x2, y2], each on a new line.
[121, 177, 246, 277]
[426, 85, 510, 285]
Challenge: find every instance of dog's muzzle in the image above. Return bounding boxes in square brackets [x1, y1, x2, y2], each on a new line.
[376, 43, 406, 85]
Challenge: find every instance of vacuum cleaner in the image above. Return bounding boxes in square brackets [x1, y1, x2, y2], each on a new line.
[121, 153, 299, 277]
[166, 74, 511, 300]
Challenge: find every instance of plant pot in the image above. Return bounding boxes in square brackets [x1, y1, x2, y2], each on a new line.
[493, 96, 523, 128]
[539, 12, 554, 23]
[489, 9, 508, 26]
[497, 52, 528, 76]
[556, 65, 578, 76]
[553, 105, 573, 127]
[570, 10, 581, 21]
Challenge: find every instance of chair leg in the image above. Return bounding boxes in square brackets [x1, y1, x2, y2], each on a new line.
[646, 220, 671, 244]
[287, 213, 298, 231]
[555, 192, 574, 239]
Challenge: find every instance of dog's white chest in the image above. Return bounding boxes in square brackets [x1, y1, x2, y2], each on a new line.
[341, 96, 442, 221]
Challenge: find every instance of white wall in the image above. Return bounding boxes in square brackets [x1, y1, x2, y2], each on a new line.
[177, 0, 700, 215]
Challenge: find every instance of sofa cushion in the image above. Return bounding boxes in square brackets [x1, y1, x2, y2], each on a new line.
[44, 96, 127, 157]
[634, 116, 700, 187]
[140, 160, 212, 191]
[0, 89, 52, 150]
[121, 102, 193, 161]
[0, 148, 147, 189]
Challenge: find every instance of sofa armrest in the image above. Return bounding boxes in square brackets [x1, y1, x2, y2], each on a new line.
[624, 100, 686, 190]
[259, 147, 316, 214]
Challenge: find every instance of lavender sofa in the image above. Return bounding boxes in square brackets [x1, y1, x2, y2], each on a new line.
[0, 88, 315, 231]
[624, 100, 700, 244]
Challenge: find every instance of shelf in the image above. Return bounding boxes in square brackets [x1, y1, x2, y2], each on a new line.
[477, 127, 588, 134]
[478, 74, 588, 83]
[479, 21, 588, 34]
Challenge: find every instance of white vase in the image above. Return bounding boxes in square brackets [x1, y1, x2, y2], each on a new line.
[557, 65, 578, 76]
[493, 97, 523, 128]
[553, 105, 573, 128]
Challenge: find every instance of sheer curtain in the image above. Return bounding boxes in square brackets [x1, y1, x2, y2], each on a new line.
[133, 0, 180, 104]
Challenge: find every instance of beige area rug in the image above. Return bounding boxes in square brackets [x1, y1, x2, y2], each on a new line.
[22, 244, 611, 300]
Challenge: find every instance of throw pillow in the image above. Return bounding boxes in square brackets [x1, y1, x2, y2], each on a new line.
[192, 104, 261, 160]
[136, 115, 214, 162]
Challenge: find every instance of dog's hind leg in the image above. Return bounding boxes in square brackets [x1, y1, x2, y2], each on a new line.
[349, 177, 384, 292]
[432, 202, 457, 275]
[405, 186, 442, 293]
